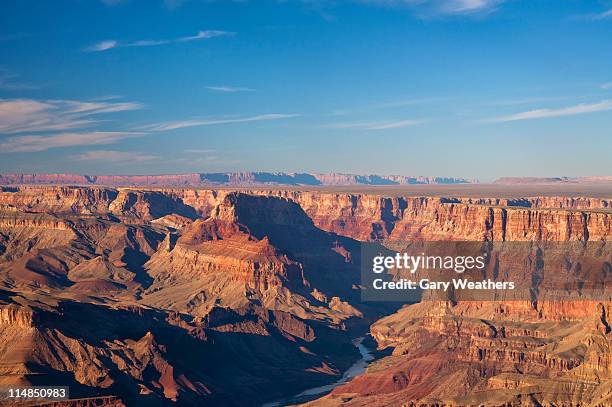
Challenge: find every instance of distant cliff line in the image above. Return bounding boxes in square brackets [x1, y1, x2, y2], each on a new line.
[0, 172, 475, 187]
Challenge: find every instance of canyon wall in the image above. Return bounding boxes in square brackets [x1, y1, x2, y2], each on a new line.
[0, 185, 611, 406]
[1, 186, 609, 242]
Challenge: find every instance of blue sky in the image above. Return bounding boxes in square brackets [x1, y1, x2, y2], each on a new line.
[1, 0, 612, 180]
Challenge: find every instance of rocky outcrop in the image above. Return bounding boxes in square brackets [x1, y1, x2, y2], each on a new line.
[0, 305, 36, 328]
[142, 193, 365, 323]
[0, 186, 118, 214]
[108, 189, 197, 220]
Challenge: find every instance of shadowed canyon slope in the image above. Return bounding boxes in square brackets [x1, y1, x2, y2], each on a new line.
[0, 185, 610, 405]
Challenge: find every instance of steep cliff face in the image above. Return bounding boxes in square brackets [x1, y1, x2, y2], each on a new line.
[260, 192, 612, 242]
[174, 190, 612, 242]
[0, 186, 118, 214]
[0, 305, 36, 328]
[108, 189, 198, 220]
[386, 202, 611, 242]
[1, 187, 610, 242]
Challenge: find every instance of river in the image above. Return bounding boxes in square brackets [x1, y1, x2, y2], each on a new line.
[261, 336, 374, 407]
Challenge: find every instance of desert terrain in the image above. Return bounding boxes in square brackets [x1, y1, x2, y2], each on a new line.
[0, 178, 610, 406]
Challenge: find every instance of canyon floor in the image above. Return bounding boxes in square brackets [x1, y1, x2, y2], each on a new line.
[0, 184, 610, 406]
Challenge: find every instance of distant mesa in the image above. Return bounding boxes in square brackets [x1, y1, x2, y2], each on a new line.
[0, 172, 475, 187]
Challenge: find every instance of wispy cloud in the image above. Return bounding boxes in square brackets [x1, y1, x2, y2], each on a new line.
[85, 30, 234, 52]
[324, 119, 423, 130]
[329, 97, 442, 116]
[205, 86, 256, 93]
[141, 113, 300, 131]
[360, 0, 504, 16]
[0, 132, 145, 152]
[580, 9, 612, 20]
[91, 95, 124, 101]
[368, 119, 423, 129]
[442, 0, 502, 14]
[481, 96, 570, 107]
[488, 100, 612, 122]
[86, 40, 118, 52]
[601, 82, 612, 90]
[73, 150, 158, 162]
[0, 98, 142, 134]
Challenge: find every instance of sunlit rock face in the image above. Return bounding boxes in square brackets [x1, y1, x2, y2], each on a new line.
[0, 185, 610, 405]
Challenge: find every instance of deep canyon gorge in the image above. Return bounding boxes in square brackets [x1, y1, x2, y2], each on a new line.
[0, 184, 610, 406]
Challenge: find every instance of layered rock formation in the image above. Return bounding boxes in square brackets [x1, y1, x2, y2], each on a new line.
[0, 185, 609, 405]
[310, 298, 612, 406]
[3, 186, 609, 240]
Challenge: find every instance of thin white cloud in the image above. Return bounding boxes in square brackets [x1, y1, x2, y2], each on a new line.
[489, 101, 612, 122]
[329, 97, 443, 116]
[585, 9, 612, 20]
[443, 0, 501, 13]
[141, 113, 300, 131]
[0, 132, 145, 152]
[367, 119, 423, 129]
[73, 150, 158, 162]
[325, 119, 422, 130]
[130, 40, 168, 47]
[85, 40, 118, 52]
[178, 30, 232, 41]
[85, 30, 234, 52]
[360, 0, 504, 16]
[61, 100, 142, 115]
[0, 98, 142, 134]
[601, 82, 612, 90]
[205, 86, 256, 93]
[481, 96, 569, 107]
[91, 95, 124, 101]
